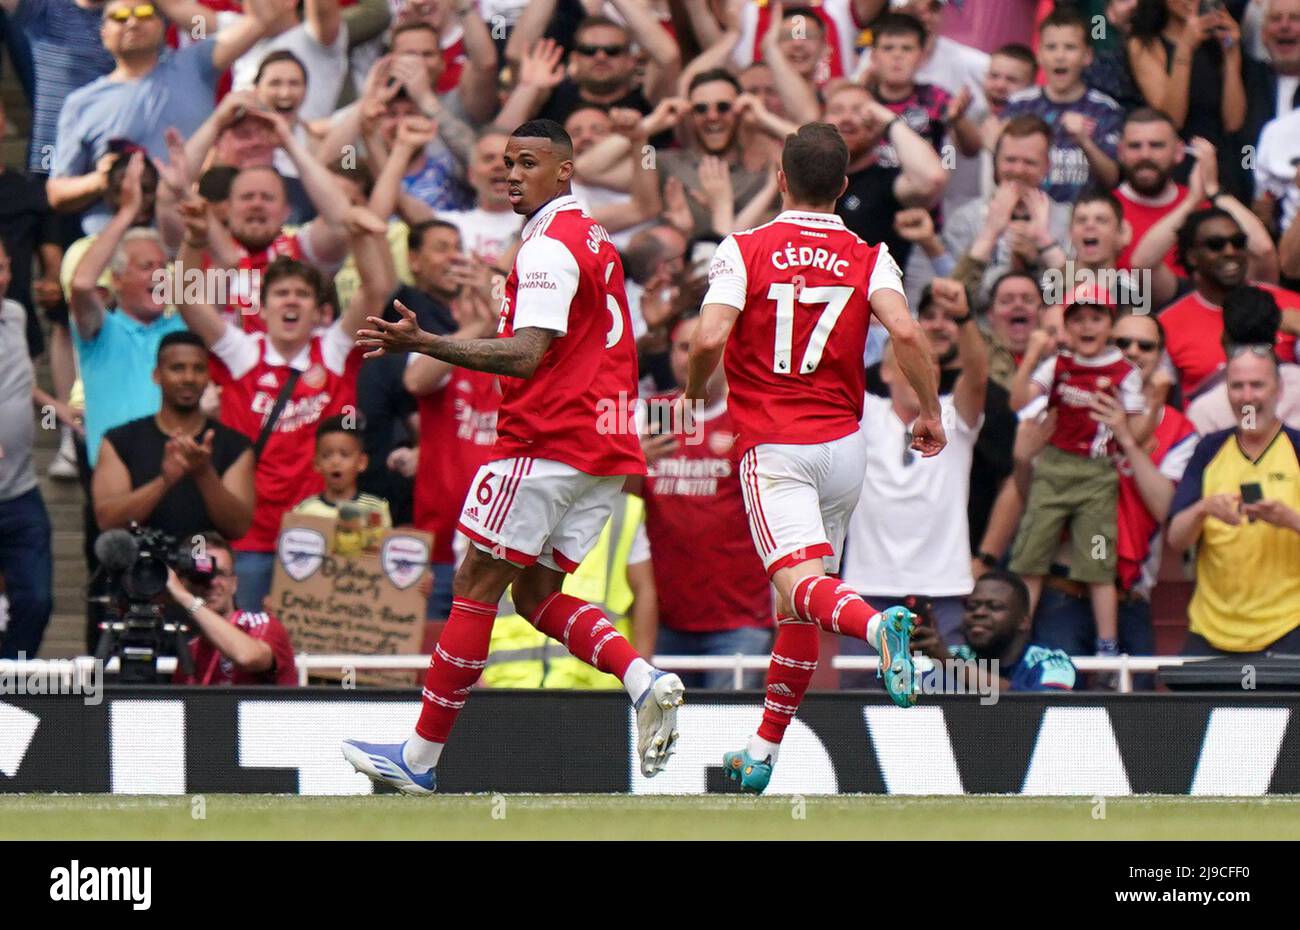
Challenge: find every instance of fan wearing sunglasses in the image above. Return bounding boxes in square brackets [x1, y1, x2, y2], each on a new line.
[46, 0, 288, 221]
[518, 5, 682, 133]
[1157, 204, 1300, 398]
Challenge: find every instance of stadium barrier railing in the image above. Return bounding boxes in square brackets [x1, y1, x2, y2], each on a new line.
[1, 653, 1193, 692]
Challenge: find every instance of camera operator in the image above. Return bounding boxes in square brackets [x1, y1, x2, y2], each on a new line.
[166, 532, 297, 686]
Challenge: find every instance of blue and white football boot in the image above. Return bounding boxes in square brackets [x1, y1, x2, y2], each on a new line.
[341, 739, 437, 795]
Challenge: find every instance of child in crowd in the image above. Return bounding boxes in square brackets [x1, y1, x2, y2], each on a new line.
[1002, 7, 1123, 203]
[1008, 291, 1155, 661]
[293, 414, 392, 555]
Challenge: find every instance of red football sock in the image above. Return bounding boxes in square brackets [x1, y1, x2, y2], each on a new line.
[414, 596, 497, 743]
[756, 616, 819, 745]
[790, 575, 877, 639]
[530, 592, 638, 681]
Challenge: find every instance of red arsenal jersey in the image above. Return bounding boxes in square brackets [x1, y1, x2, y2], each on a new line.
[642, 391, 773, 633]
[210, 320, 364, 552]
[1116, 404, 1198, 591]
[1159, 284, 1300, 397]
[492, 194, 645, 476]
[414, 366, 501, 564]
[173, 610, 298, 686]
[1114, 183, 1196, 272]
[1030, 347, 1145, 458]
[703, 210, 906, 455]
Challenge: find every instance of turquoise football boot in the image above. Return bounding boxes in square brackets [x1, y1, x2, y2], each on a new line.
[875, 605, 918, 708]
[723, 749, 773, 794]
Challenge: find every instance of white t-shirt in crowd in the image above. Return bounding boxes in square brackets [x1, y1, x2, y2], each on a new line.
[1255, 107, 1300, 235]
[438, 207, 522, 268]
[226, 16, 350, 122]
[840, 392, 983, 598]
[570, 180, 652, 251]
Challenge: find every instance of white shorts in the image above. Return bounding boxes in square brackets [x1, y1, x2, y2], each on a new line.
[458, 456, 626, 573]
[738, 430, 867, 577]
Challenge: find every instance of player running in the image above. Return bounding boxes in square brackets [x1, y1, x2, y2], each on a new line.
[686, 122, 946, 794]
[341, 120, 684, 794]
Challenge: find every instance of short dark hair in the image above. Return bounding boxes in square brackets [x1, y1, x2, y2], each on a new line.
[1074, 185, 1124, 224]
[1123, 106, 1178, 133]
[575, 15, 628, 42]
[1038, 5, 1089, 40]
[1175, 207, 1239, 272]
[315, 413, 365, 448]
[989, 270, 1043, 304]
[254, 49, 307, 86]
[198, 165, 238, 203]
[998, 113, 1052, 151]
[781, 122, 849, 205]
[873, 11, 926, 46]
[1223, 285, 1282, 347]
[328, 157, 374, 199]
[688, 68, 741, 96]
[107, 152, 159, 196]
[192, 531, 233, 565]
[262, 256, 326, 306]
[974, 570, 1030, 619]
[390, 21, 439, 46]
[157, 330, 208, 364]
[992, 42, 1037, 72]
[781, 6, 825, 34]
[509, 118, 573, 157]
[408, 218, 461, 253]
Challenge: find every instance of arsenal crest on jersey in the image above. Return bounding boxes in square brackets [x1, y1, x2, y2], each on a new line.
[278, 527, 327, 581]
[302, 363, 327, 389]
[709, 430, 736, 455]
[381, 535, 430, 590]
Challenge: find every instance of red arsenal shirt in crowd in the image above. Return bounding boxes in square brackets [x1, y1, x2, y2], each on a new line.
[642, 392, 773, 634]
[414, 367, 501, 564]
[172, 610, 298, 686]
[209, 320, 364, 552]
[1030, 347, 1145, 459]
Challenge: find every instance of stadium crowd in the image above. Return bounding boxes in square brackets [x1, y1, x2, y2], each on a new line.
[1, 0, 1299, 691]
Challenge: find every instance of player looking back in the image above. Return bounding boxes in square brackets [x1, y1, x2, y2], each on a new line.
[687, 122, 946, 794]
[341, 119, 685, 794]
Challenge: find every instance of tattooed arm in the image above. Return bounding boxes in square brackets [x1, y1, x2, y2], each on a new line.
[358, 299, 556, 378]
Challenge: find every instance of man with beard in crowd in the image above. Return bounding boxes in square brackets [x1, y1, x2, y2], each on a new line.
[1114, 108, 1195, 272]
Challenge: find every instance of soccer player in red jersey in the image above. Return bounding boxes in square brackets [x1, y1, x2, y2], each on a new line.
[342, 120, 685, 794]
[686, 122, 946, 793]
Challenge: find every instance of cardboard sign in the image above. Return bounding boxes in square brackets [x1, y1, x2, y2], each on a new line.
[269, 514, 432, 686]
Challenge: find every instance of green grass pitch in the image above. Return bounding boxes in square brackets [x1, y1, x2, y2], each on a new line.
[2, 795, 1299, 840]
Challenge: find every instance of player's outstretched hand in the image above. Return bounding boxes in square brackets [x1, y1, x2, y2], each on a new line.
[910, 415, 947, 458]
[356, 300, 431, 359]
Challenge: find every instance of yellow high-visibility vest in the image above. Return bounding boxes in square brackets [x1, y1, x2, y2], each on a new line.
[482, 496, 643, 689]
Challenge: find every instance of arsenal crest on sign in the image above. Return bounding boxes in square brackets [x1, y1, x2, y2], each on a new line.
[381, 535, 430, 590]
[277, 527, 327, 581]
